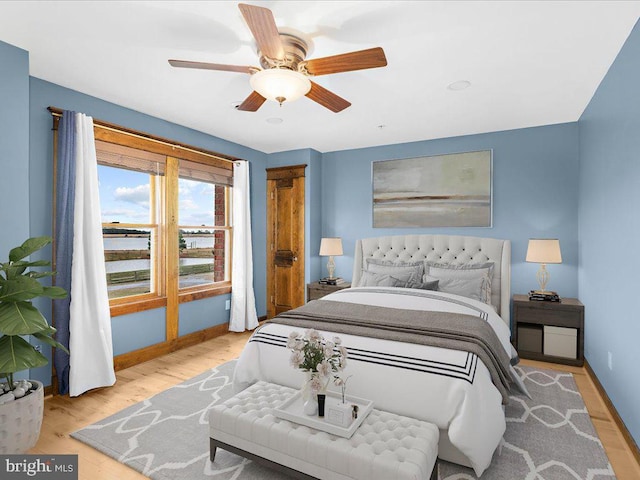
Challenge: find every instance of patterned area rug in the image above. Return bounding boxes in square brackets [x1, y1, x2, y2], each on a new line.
[439, 366, 615, 480]
[72, 361, 615, 480]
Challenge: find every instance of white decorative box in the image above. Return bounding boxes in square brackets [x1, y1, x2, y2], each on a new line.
[273, 390, 373, 438]
[543, 325, 577, 359]
[325, 401, 353, 428]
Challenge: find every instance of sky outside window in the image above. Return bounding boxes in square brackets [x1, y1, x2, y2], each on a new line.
[178, 178, 215, 226]
[98, 165, 215, 225]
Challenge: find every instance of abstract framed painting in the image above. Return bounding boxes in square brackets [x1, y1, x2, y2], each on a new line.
[372, 150, 492, 228]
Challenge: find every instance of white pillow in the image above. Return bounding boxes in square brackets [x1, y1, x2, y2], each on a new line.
[364, 258, 425, 284]
[425, 275, 486, 303]
[425, 262, 494, 305]
[358, 271, 402, 287]
[358, 271, 439, 290]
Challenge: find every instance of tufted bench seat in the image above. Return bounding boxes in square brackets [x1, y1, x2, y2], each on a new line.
[209, 381, 439, 480]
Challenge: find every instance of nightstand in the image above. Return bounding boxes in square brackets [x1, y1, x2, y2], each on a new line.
[307, 281, 351, 301]
[512, 294, 584, 366]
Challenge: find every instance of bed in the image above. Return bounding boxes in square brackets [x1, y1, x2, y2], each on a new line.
[233, 234, 515, 476]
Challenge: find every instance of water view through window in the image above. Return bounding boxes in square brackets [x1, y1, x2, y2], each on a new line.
[177, 177, 227, 290]
[99, 164, 226, 299]
[102, 230, 216, 297]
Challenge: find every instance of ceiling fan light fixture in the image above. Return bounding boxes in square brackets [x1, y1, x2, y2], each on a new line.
[250, 68, 311, 106]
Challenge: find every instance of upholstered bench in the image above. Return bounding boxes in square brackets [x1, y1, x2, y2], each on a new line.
[209, 381, 439, 480]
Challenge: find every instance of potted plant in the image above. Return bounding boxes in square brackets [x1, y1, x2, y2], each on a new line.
[0, 236, 68, 454]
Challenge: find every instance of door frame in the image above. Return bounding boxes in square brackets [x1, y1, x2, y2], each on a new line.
[266, 164, 307, 318]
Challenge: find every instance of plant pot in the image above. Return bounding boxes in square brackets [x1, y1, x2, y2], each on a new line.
[0, 380, 44, 454]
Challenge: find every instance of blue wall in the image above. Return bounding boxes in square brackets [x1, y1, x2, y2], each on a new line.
[1, 41, 32, 382]
[321, 124, 580, 301]
[112, 308, 166, 356]
[0, 41, 30, 254]
[307, 149, 323, 284]
[578, 19, 640, 445]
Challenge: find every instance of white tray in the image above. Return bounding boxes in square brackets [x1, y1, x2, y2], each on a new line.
[273, 390, 373, 438]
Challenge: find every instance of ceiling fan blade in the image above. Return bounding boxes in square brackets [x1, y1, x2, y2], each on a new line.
[305, 82, 351, 113]
[238, 3, 284, 61]
[303, 47, 387, 76]
[236, 91, 267, 112]
[168, 59, 253, 74]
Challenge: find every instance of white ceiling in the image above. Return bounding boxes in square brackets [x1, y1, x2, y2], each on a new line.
[1, 1, 639, 154]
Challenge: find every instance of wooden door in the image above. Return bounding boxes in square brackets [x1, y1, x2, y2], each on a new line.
[266, 164, 306, 318]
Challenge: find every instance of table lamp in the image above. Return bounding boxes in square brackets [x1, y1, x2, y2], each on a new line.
[319, 237, 343, 280]
[526, 239, 562, 293]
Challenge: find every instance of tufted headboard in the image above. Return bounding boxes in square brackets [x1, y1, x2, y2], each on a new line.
[352, 234, 511, 325]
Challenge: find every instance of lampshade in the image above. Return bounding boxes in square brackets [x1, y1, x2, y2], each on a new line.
[319, 237, 343, 256]
[526, 239, 562, 264]
[250, 69, 311, 105]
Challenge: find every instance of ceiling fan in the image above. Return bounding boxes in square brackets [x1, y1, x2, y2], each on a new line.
[168, 3, 387, 113]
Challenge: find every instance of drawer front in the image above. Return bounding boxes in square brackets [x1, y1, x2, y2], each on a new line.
[308, 289, 327, 301]
[516, 306, 580, 328]
[517, 325, 543, 353]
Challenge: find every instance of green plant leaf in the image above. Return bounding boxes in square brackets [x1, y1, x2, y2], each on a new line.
[0, 236, 64, 378]
[41, 286, 67, 299]
[3, 260, 51, 280]
[28, 271, 55, 279]
[15, 260, 51, 268]
[5, 264, 27, 278]
[0, 275, 44, 302]
[0, 335, 48, 375]
[8, 236, 52, 262]
[0, 301, 49, 335]
[33, 327, 69, 354]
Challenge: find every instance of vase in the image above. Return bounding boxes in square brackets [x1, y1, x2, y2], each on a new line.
[303, 395, 318, 415]
[301, 371, 313, 402]
[301, 372, 328, 416]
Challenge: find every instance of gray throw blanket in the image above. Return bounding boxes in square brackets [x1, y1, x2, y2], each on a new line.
[272, 299, 513, 403]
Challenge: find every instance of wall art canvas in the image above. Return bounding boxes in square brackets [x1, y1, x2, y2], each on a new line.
[372, 150, 492, 227]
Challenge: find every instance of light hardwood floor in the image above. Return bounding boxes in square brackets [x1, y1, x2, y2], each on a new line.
[30, 331, 640, 480]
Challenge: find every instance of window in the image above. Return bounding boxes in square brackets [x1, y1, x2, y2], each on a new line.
[99, 166, 160, 299]
[177, 160, 231, 291]
[93, 138, 233, 314]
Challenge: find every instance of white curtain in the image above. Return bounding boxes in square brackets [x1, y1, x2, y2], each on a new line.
[229, 161, 259, 332]
[68, 113, 116, 396]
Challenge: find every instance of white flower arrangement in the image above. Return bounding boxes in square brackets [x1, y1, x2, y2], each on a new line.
[288, 329, 348, 391]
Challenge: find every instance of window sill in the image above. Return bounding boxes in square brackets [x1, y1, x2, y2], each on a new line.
[109, 283, 231, 317]
[110, 296, 167, 317]
[179, 282, 231, 303]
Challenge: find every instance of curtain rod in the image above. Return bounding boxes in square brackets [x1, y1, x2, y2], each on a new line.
[47, 106, 243, 166]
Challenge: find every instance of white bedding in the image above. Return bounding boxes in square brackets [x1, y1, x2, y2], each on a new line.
[233, 287, 513, 476]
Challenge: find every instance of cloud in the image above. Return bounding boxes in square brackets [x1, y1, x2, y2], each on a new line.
[199, 183, 215, 194]
[179, 178, 199, 195]
[114, 184, 150, 207]
[181, 211, 214, 226]
[180, 198, 199, 211]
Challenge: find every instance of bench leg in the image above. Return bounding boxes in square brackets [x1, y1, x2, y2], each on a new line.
[430, 460, 438, 480]
[210, 438, 217, 462]
[209, 437, 318, 479]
